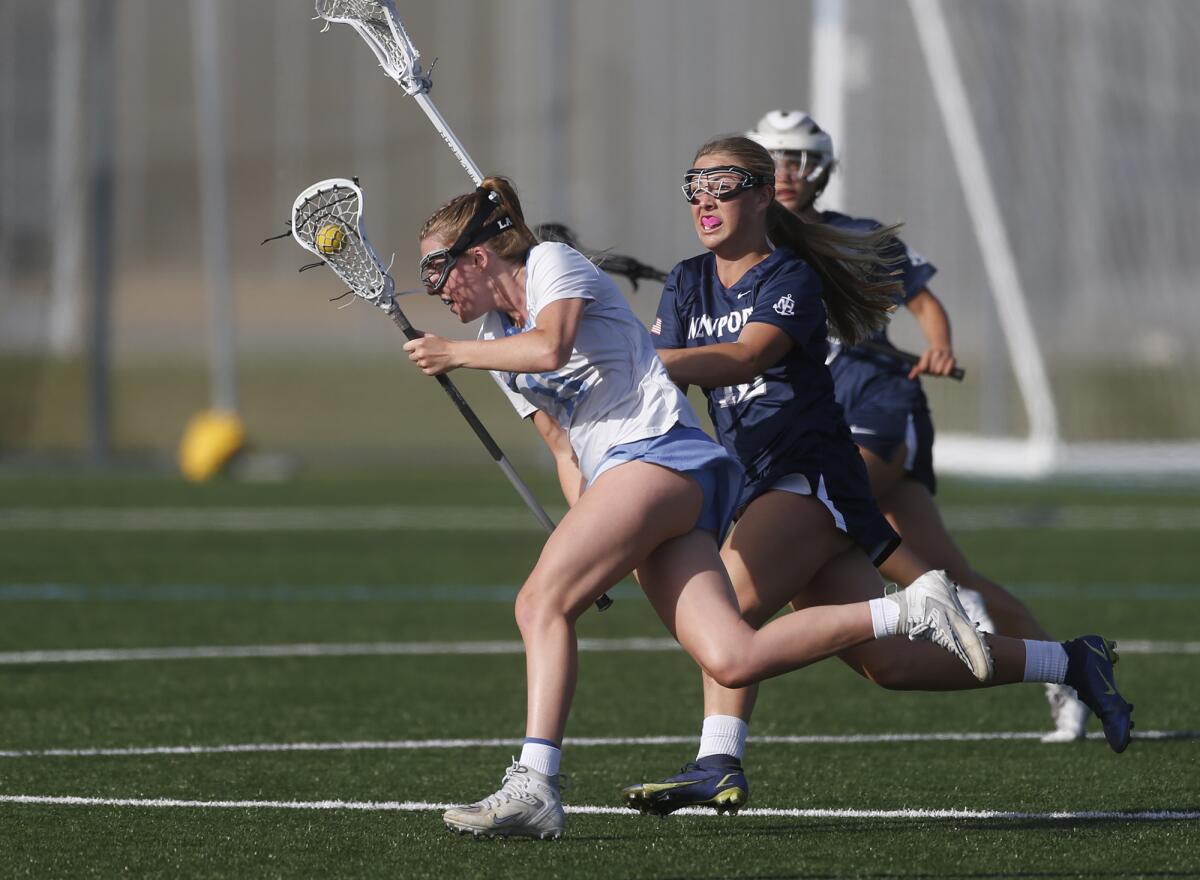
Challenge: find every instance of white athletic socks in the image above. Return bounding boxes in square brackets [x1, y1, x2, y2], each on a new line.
[868, 596, 901, 639]
[1023, 640, 1068, 683]
[696, 714, 749, 762]
[520, 738, 561, 777]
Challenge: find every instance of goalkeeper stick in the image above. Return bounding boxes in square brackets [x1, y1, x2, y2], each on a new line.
[289, 178, 613, 611]
[856, 339, 965, 381]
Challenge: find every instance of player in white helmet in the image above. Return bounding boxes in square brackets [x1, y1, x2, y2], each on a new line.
[744, 110, 837, 213]
[746, 109, 1091, 742]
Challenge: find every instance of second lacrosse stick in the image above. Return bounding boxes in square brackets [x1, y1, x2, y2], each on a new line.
[315, 0, 483, 184]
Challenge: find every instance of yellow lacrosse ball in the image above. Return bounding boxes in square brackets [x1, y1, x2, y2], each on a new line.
[315, 223, 347, 255]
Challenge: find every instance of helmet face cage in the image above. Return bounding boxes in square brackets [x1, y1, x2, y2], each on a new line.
[682, 165, 774, 204]
[747, 112, 836, 196]
[769, 149, 834, 184]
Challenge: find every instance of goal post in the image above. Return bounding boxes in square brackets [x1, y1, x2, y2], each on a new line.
[814, 0, 1200, 479]
[906, 0, 1059, 477]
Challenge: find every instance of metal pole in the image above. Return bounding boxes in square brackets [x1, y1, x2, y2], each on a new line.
[191, 0, 238, 412]
[49, 0, 86, 357]
[542, 0, 571, 222]
[810, 0, 847, 211]
[88, 0, 116, 463]
[908, 0, 1060, 461]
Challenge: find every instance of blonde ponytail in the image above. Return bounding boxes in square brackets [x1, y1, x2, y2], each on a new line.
[420, 175, 539, 265]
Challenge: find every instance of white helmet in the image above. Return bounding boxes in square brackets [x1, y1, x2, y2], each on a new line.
[747, 110, 835, 157]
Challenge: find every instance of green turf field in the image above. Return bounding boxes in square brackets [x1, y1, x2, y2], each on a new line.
[1, 468, 1198, 878]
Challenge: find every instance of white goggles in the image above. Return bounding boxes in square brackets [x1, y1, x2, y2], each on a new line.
[681, 165, 773, 204]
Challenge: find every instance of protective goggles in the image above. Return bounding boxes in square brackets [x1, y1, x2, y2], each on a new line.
[681, 165, 774, 204]
[419, 188, 513, 293]
[769, 150, 833, 183]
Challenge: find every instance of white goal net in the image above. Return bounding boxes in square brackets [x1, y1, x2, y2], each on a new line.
[825, 0, 1200, 478]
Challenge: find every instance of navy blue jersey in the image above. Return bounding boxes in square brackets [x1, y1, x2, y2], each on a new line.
[823, 210, 937, 489]
[820, 210, 937, 374]
[652, 246, 849, 493]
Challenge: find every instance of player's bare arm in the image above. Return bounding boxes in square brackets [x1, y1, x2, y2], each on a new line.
[658, 322, 793, 388]
[905, 288, 956, 379]
[405, 298, 585, 376]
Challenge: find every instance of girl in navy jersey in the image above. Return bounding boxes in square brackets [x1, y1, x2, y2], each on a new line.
[405, 176, 991, 840]
[747, 109, 1090, 742]
[622, 137, 1132, 818]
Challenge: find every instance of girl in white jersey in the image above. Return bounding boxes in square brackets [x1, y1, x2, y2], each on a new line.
[404, 177, 990, 840]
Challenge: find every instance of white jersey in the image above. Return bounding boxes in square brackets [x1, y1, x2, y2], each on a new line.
[480, 242, 701, 481]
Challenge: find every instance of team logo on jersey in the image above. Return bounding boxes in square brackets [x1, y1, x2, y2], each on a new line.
[773, 294, 796, 317]
[650, 317, 662, 335]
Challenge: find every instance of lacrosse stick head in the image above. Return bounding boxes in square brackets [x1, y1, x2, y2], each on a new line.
[314, 0, 429, 94]
[291, 178, 395, 310]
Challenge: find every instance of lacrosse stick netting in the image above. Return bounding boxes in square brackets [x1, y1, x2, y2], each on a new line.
[291, 178, 396, 312]
[315, 0, 484, 184]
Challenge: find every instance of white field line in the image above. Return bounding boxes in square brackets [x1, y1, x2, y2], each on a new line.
[0, 637, 673, 665]
[4, 582, 1200, 603]
[1, 729, 1196, 759]
[3, 504, 1200, 532]
[0, 637, 1196, 666]
[0, 506, 548, 532]
[1, 794, 1197, 822]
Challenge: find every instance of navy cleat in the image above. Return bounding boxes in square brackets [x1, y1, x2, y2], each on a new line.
[1063, 635, 1134, 754]
[622, 755, 749, 816]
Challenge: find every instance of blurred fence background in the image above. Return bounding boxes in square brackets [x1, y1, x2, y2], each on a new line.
[2, 0, 1198, 475]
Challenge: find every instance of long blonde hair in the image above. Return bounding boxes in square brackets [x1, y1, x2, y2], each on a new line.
[694, 136, 900, 344]
[419, 175, 539, 264]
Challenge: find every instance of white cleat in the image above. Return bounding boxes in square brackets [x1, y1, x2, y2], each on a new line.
[443, 761, 566, 840]
[1041, 683, 1091, 742]
[888, 570, 995, 683]
[956, 587, 997, 635]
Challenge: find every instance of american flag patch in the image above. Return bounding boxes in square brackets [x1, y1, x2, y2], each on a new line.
[650, 317, 662, 335]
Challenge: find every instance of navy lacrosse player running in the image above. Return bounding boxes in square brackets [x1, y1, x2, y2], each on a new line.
[405, 177, 990, 841]
[748, 109, 1090, 742]
[621, 136, 1133, 818]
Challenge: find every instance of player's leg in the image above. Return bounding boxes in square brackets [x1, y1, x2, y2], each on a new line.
[793, 555, 1132, 752]
[876, 472, 1091, 741]
[444, 459, 706, 839]
[877, 475, 1041, 636]
[859, 420, 1092, 741]
[623, 491, 993, 815]
[699, 491, 861, 714]
[624, 491, 857, 815]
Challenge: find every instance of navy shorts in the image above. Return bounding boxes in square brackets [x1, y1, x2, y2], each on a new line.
[741, 429, 900, 567]
[831, 356, 937, 495]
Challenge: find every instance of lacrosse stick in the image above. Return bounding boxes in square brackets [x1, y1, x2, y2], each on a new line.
[290, 178, 612, 611]
[534, 223, 669, 291]
[312, 2, 670, 295]
[856, 339, 965, 381]
[314, 0, 483, 185]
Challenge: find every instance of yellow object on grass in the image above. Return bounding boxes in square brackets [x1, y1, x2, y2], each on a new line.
[178, 410, 246, 482]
